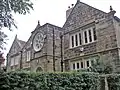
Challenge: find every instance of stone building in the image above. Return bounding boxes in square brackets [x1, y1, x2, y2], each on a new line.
[7, 0, 120, 72]
[7, 35, 26, 71]
[7, 22, 63, 72]
[63, 0, 120, 73]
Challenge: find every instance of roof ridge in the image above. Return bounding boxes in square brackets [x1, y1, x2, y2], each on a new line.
[80, 1, 107, 14]
[63, 1, 108, 28]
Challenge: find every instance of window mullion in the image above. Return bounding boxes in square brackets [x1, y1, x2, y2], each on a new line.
[74, 35, 76, 47]
[70, 36, 72, 48]
[84, 60, 86, 69]
[78, 33, 80, 46]
[89, 59, 91, 67]
[91, 28, 94, 42]
[83, 31, 85, 44]
[87, 30, 89, 43]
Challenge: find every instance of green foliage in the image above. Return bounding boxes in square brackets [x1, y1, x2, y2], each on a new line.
[90, 58, 113, 74]
[0, 71, 100, 90]
[107, 74, 120, 90]
[0, 0, 33, 30]
[0, 0, 33, 50]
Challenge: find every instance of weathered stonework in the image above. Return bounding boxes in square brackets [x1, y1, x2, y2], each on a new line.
[7, 23, 63, 72]
[7, 35, 26, 71]
[7, 1, 120, 73]
[63, 1, 120, 73]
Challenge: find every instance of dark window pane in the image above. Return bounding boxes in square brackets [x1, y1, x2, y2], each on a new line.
[71, 36, 74, 47]
[75, 34, 78, 46]
[93, 28, 97, 40]
[84, 31, 88, 43]
[79, 33, 82, 45]
[87, 61, 89, 67]
[88, 29, 92, 42]
[77, 63, 79, 69]
[73, 63, 75, 69]
[81, 62, 83, 68]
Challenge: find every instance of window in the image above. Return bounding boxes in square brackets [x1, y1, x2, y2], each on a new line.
[71, 36, 74, 47]
[77, 62, 79, 69]
[75, 34, 78, 46]
[86, 61, 89, 67]
[14, 55, 19, 65]
[71, 59, 93, 70]
[73, 63, 75, 70]
[81, 62, 83, 68]
[70, 27, 97, 48]
[93, 28, 97, 41]
[27, 51, 31, 61]
[70, 33, 82, 48]
[83, 27, 97, 44]
[10, 58, 14, 66]
[84, 31, 88, 43]
[71, 61, 83, 70]
[88, 29, 92, 42]
[79, 33, 82, 45]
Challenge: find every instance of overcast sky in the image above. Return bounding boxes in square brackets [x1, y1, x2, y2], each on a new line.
[3, 0, 120, 57]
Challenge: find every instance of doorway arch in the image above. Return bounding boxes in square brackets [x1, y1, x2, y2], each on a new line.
[36, 67, 43, 72]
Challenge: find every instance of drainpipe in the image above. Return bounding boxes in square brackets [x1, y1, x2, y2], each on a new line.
[53, 28, 55, 72]
[60, 32, 63, 72]
[20, 50, 23, 69]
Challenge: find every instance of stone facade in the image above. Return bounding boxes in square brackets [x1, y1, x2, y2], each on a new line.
[63, 0, 120, 73]
[7, 23, 63, 72]
[6, 35, 26, 71]
[7, 0, 120, 72]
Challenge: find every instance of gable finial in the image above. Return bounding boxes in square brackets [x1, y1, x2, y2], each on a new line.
[15, 34, 17, 38]
[109, 5, 116, 16]
[68, 6, 70, 9]
[38, 20, 40, 25]
[110, 6, 113, 11]
[71, 4, 74, 7]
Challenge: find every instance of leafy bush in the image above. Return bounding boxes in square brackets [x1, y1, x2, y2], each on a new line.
[0, 71, 100, 90]
[107, 74, 120, 90]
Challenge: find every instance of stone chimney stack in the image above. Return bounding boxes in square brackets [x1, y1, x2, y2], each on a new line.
[66, 4, 74, 19]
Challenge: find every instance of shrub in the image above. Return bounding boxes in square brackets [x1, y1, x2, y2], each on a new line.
[107, 74, 120, 90]
[0, 71, 100, 90]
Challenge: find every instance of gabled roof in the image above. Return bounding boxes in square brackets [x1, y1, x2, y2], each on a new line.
[8, 35, 26, 54]
[63, 0, 107, 29]
[22, 22, 63, 50]
[114, 16, 120, 22]
[17, 39, 26, 48]
[31, 21, 41, 33]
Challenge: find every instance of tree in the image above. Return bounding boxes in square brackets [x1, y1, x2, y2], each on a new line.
[0, 0, 33, 50]
[89, 59, 113, 74]
[0, 52, 5, 69]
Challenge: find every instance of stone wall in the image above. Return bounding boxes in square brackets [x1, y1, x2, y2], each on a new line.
[63, 1, 120, 72]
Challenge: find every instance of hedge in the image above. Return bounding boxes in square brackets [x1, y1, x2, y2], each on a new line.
[0, 71, 100, 90]
[107, 74, 120, 90]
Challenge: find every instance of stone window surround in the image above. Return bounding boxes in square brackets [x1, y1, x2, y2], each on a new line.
[10, 55, 19, 66]
[10, 58, 14, 66]
[69, 27, 97, 48]
[26, 50, 31, 62]
[70, 59, 91, 70]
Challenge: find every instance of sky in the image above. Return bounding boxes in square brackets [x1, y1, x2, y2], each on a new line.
[3, 0, 120, 58]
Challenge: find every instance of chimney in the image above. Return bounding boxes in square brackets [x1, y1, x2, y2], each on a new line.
[66, 4, 74, 19]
